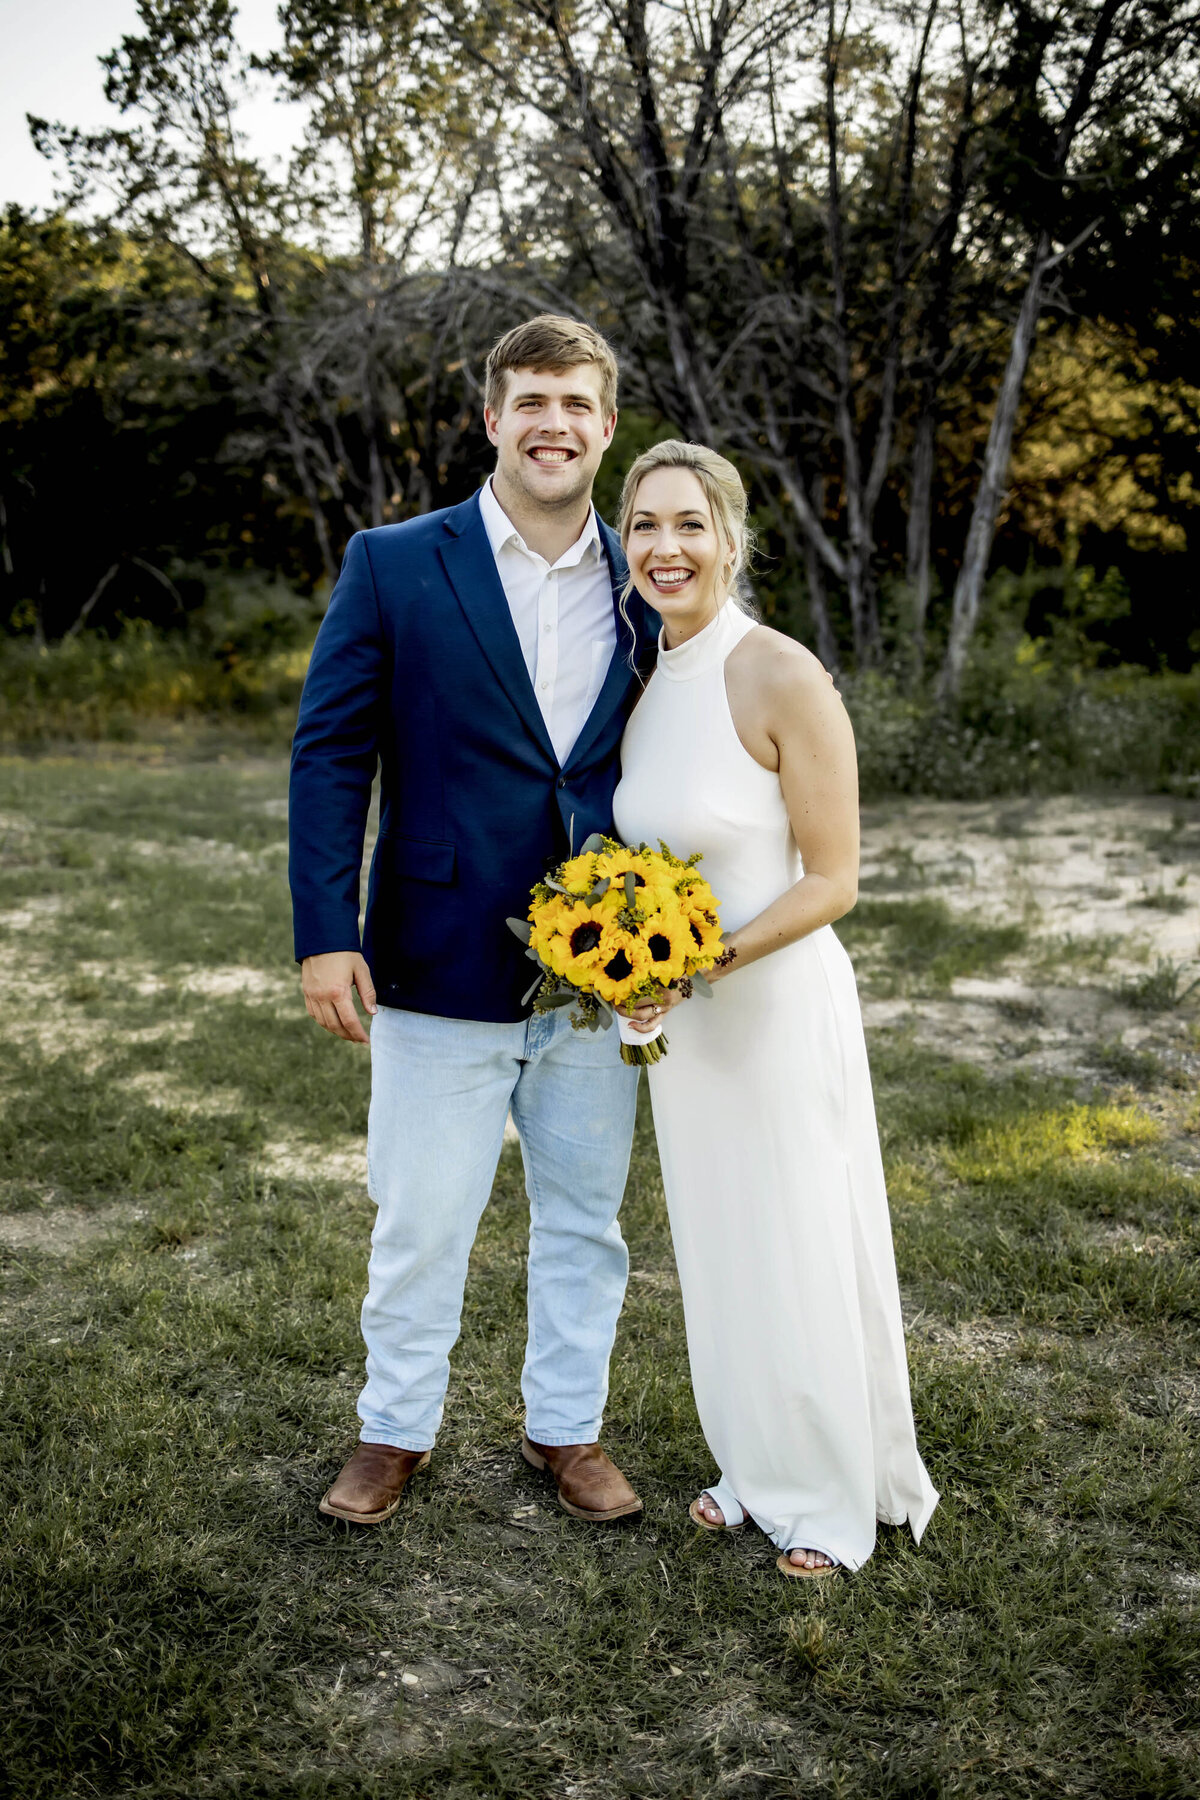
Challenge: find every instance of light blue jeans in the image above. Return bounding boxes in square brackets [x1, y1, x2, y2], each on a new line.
[359, 1004, 640, 1451]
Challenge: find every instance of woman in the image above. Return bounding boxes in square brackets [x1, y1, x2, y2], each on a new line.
[611, 441, 937, 1577]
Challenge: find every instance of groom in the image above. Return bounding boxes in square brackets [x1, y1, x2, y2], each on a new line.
[289, 316, 659, 1526]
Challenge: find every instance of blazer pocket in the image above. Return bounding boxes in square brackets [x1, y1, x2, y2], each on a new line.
[381, 833, 457, 884]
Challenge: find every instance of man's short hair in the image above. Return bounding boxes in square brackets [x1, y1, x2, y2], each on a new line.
[484, 315, 619, 419]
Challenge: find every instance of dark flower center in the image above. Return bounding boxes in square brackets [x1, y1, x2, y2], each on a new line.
[649, 933, 673, 962]
[603, 949, 634, 981]
[615, 869, 646, 886]
[570, 922, 604, 955]
[690, 922, 704, 946]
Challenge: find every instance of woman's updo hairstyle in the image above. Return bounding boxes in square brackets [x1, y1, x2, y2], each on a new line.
[617, 440, 758, 626]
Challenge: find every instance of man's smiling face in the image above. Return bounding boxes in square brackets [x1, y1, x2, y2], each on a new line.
[485, 364, 617, 516]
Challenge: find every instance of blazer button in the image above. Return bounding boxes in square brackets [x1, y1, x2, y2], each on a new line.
[557, 778, 567, 789]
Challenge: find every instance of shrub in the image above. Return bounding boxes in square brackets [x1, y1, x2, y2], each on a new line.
[847, 663, 1200, 799]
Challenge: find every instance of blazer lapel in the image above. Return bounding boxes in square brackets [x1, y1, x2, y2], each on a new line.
[438, 494, 557, 765]
[563, 520, 660, 775]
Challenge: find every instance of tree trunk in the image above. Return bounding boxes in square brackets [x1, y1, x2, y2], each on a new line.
[905, 404, 936, 681]
[801, 481, 841, 674]
[823, 0, 879, 663]
[283, 407, 338, 581]
[937, 244, 1046, 700]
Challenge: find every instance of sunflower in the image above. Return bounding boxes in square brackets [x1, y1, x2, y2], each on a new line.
[528, 892, 575, 957]
[638, 914, 692, 985]
[530, 897, 612, 985]
[683, 901, 723, 965]
[595, 851, 681, 920]
[557, 851, 603, 897]
[591, 923, 653, 1004]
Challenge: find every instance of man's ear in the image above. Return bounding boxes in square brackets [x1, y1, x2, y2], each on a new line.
[601, 409, 618, 448]
[483, 405, 502, 449]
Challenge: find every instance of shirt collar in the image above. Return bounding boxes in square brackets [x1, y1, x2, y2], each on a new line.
[479, 475, 601, 568]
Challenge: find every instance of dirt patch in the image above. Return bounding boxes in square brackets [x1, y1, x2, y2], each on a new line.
[258, 1136, 368, 1185]
[180, 966, 293, 1001]
[858, 797, 1199, 1081]
[120, 1071, 247, 1114]
[0, 1201, 147, 1255]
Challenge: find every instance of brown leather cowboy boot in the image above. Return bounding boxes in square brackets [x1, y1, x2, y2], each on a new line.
[521, 1435, 642, 1521]
[319, 1443, 431, 1525]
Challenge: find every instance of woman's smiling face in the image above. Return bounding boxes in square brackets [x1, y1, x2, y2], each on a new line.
[625, 465, 731, 630]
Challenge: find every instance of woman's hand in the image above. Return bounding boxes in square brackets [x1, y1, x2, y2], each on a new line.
[616, 983, 688, 1035]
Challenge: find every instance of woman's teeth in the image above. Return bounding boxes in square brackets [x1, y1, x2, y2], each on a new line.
[651, 570, 693, 589]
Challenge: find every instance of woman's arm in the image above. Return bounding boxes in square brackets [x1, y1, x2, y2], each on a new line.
[712, 632, 859, 980]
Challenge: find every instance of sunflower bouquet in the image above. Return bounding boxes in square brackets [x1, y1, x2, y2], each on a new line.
[507, 834, 725, 1065]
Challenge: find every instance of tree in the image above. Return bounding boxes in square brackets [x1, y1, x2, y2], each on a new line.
[937, 0, 1200, 698]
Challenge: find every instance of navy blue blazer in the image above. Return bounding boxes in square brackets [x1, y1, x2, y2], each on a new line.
[288, 491, 660, 1022]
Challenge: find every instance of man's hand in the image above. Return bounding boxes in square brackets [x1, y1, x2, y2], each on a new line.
[302, 951, 377, 1044]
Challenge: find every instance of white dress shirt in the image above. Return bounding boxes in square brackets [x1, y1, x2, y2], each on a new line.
[478, 477, 616, 767]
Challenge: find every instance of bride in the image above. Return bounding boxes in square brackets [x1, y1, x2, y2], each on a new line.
[611, 440, 938, 1577]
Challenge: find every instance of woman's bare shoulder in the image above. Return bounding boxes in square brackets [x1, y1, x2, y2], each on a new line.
[730, 622, 837, 698]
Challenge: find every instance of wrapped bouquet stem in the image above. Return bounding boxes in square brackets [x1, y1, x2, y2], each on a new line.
[507, 834, 725, 1066]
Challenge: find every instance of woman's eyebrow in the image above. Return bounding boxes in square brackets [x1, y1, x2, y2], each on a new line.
[632, 508, 707, 520]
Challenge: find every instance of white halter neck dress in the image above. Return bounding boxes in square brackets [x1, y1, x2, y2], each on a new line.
[612, 600, 937, 1569]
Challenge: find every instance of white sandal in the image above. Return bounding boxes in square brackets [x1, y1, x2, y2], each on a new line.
[688, 1476, 746, 1532]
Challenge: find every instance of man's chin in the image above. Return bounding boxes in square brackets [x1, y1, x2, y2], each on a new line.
[514, 462, 594, 510]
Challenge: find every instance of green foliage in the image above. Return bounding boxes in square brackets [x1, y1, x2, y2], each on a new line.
[0, 623, 307, 745]
[848, 663, 1200, 800]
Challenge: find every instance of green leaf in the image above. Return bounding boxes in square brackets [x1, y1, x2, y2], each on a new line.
[580, 832, 606, 855]
[506, 916, 532, 944]
[691, 970, 713, 997]
[540, 990, 577, 1010]
[585, 876, 611, 904]
[521, 973, 544, 1006]
[624, 871, 636, 908]
[595, 1006, 613, 1029]
[544, 877, 570, 895]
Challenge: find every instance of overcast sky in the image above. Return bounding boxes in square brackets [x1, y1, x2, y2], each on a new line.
[1, 0, 304, 212]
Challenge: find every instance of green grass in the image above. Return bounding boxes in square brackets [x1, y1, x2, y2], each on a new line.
[1115, 959, 1200, 1013]
[837, 897, 1028, 993]
[1, 754, 1198, 1799]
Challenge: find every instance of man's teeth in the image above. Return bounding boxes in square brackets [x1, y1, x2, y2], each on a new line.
[530, 448, 570, 462]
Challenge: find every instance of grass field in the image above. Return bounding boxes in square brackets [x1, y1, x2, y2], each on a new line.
[1, 753, 1198, 1799]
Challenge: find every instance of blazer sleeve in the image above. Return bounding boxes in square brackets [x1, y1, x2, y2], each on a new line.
[288, 533, 385, 962]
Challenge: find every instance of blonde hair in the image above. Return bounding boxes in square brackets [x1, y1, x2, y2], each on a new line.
[484, 315, 619, 418]
[616, 440, 757, 650]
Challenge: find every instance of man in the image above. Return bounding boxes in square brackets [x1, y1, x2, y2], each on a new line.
[289, 315, 659, 1527]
